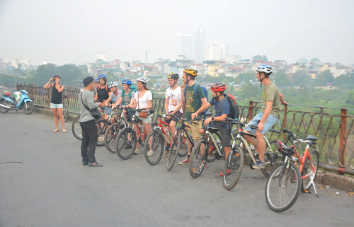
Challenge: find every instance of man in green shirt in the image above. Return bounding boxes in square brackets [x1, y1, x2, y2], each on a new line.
[244, 64, 287, 169]
[180, 68, 208, 164]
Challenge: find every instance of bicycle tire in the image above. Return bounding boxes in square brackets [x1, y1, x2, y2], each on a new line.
[189, 138, 208, 178]
[166, 134, 180, 171]
[265, 161, 302, 212]
[23, 102, 34, 115]
[144, 130, 164, 166]
[96, 119, 110, 147]
[261, 140, 283, 178]
[104, 122, 122, 153]
[302, 150, 319, 191]
[177, 133, 189, 157]
[223, 145, 244, 190]
[0, 100, 9, 113]
[116, 127, 137, 160]
[72, 115, 82, 140]
[206, 131, 222, 163]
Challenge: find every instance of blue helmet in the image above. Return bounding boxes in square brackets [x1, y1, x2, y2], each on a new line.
[95, 78, 99, 82]
[256, 64, 272, 74]
[98, 74, 107, 79]
[122, 78, 132, 85]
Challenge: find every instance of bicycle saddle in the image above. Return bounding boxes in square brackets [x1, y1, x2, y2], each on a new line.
[305, 135, 317, 141]
[208, 127, 219, 134]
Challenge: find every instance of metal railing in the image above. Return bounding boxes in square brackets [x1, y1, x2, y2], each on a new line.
[16, 83, 354, 174]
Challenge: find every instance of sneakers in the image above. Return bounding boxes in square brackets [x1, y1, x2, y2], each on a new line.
[125, 144, 132, 149]
[253, 160, 265, 169]
[147, 150, 154, 157]
[88, 162, 103, 167]
[134, 149, 139, 154]
[179, 157, 190, 165]
[165, 144, 170, 151]
[98, 136, 104, 142]
[220, 169, 231, 176]
[162, 150, 170, 158]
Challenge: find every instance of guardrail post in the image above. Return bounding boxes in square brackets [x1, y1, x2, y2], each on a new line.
[248, 101, 254, 122]
[338, 108, 347, 174]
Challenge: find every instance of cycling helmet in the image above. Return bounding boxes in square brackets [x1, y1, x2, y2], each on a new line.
[108, 81, 118, 88]
[95, 78, 99, 82]
[167, 72, 179, 80]
[122, 79, 132, 85]
[98, 74, 107, 79]
[211, 83, 226, 92]
[136, 76, 148, 84]
[256, 64, 272, 74]
[183, 68, 198, 77]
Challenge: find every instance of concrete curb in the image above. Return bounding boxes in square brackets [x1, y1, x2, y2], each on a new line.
[244, 154, 354, 192]
[34, 106, 354, 192]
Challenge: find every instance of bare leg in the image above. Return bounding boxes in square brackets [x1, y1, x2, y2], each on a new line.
[144, 123, 152, 151]
[256, 131, 265, 162]
[52, 108, 58, 130]
[243, 130, 258, 152]
[57, 108, 66, 130]
[135, 124, 140, 150]
[224, 147, 231, 160]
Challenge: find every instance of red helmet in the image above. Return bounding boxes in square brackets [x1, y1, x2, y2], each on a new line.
[211, 83, 226, 92]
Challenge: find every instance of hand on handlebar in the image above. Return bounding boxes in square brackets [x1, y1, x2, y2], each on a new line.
[204, 117, 212, 126]
[191, 112, 198, 120]
[258, 122, 264, 132]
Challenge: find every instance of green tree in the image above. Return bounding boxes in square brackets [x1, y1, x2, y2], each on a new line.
[252, 55, 268, 62]
[57, 64, 88, 87]
[292, 70, 311, 86]
[237, 72, 256, 83]
[310, 57, 320, 64]
[316, 71, 334, 86]
[274, 72, 292, 86]
[29, 63, 58, 85]
[346, 90, 354, 105]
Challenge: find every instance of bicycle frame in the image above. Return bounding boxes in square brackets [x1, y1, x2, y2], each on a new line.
[204, 129, 222, 157]
[291, 143, 315, 179]
[154, 117, 173, 146]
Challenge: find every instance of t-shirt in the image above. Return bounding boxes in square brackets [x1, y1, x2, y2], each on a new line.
[209, 96, 232, 127]
[122, 90, 136, 105]
[79, 90, 99, 123]
[184, 83, 206, 120]
[261, 82, 281, 118]
[165, 86, 183, 113]
[109, 90, 122, 103]
[135, 90, 152, 110]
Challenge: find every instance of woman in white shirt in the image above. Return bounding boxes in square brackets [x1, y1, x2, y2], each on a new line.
[126, 77, 153, 155]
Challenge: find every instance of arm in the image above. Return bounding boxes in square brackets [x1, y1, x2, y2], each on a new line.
[146, 100, 153, 110]
[204, 113, 228, 126]
[57, 84, 65, 93]
[128, 98, 137, 109]
[181, 84, 186, 117]
[86, 93, 99, 109]
[44, 78, 54, 89]
[258, 101, 273, 131]
[112, 97, 123, 107]
[191, 97, 209, 119]
[164, 97, 169, 114]
[105, 97, 112, 106]
[170, 98, 183, 115]
[279, 92, 288, 105]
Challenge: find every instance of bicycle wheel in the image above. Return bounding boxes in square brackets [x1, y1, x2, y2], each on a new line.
[167, 134, 180, 171]
[177, 133, 188, 157]
[261, 140, 283, 178]
[96, 119, 110, 147]
[116, 127, 137, 160]
[189, 138, 208, 178]
[223, 145, 244, 190]
[72, 115, 82, 140]
[144, 130, 164, 166]
[23, 102, 34, 115]
[104, 122, 121, 153]
[265, 161, 302, 212]
[206, 132, 222, 163]
[302, 150, 319, 191]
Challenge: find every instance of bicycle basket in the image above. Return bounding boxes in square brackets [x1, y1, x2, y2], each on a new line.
[276, 141, 294, 156]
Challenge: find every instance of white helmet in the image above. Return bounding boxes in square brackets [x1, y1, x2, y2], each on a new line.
[108, 81, 118, 88]
[136, 77, 148, 84]
[256, 64, 272, 74]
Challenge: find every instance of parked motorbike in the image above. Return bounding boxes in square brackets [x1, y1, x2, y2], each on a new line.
[0, 90, 34, 115]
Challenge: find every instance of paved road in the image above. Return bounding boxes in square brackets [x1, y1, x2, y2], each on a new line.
[0, 112, 353, 227]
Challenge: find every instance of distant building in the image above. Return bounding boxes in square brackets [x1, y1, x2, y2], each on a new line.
[193, 28, 204, 63]
[204, 41, 229, 61]
[226, 55, 242, 64]
[97, 53, 108, 62]
[178, 32, 193, 60]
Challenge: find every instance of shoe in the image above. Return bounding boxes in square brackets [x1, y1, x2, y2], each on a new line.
[220, 169, 231, 176]
[179, 157, 190, 165]
[162, 150, 170, 158]
[63, 129, 67, 133]
[53, 129, 59, 132]
[147, 150, 154, 157]
[253, 160, 265, 169]
[208, 145, 216, 154]
[88, 162, 103, 167]
[134, 149, 140, 154]
[165, 144, 170, 151]
[125, 144, 132, 149]
[82, 160, 88, 165]
[98, 136, 104, 142]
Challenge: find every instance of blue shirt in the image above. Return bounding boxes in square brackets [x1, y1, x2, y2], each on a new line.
[209, 96, 232, 126]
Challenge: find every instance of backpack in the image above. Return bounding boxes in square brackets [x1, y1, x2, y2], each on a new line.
[219, 93, 240, 120]
[184, 83, 209, 119]
[130, 85, 137, 92]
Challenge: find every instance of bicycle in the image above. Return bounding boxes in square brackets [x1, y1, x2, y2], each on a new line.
[189, 117, 225, 178]
[222, 119, 281, 190]
[166, 116, 201, 171]
[104, 106, 129, 153]
[115, 109, 156, 160]
[143, 113, 176, 166]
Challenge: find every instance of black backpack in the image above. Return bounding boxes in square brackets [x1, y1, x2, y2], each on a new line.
[217, 93, 240, 120]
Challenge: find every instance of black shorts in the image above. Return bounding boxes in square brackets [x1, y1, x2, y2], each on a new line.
[203, 121, 232, 148]
[164, 111, 182, 124]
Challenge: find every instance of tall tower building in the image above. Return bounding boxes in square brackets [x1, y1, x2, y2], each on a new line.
[204, 41, 229, 61]
[178, 32, 193, 60]
[193, 28, 204, 63]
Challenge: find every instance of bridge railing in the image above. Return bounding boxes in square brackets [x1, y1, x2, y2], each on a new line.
[17, 83, 354, 174]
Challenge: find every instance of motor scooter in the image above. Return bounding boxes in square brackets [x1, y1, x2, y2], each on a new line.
[0, 90, 34, 115]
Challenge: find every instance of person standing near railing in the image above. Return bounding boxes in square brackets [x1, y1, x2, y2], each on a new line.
[44, 74, 66, 133]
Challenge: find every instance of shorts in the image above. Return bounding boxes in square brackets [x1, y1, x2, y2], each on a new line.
[135, 111, 152, 124]
[244, 112, 278, 135]
[164, 111, 183, 124]
[103, 106, 112, 114]
[202, 122, 232, 147]
[112, 108, 123, 116]
[185, 120, 203, 140]
[50, 103, 63, 109]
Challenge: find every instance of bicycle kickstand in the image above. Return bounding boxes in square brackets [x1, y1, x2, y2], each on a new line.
[310, 174, 319, 197]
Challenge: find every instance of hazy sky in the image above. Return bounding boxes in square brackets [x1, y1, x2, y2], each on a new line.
[0, 0, 353, 65]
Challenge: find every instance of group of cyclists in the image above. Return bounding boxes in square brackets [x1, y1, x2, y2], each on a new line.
[92, 64, 287, 174]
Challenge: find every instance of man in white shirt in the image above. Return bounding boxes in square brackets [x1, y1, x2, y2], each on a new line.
[163, 73, 183, 157]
